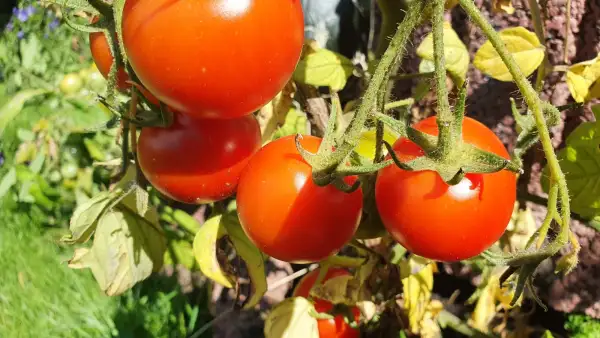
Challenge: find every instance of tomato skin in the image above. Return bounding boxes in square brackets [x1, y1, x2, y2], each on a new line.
[89, 20, 159, 105]
[293, 268, 360, 338]
[137, 113, 261, 204]
[89, 30, 130, 91]
[122, 0, 305, 119]
[237, 135, 363, 263]
[375, 116, 517, 262]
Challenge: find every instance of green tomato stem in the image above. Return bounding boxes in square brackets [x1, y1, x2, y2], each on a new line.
[459, 0, 571, 260]
[431, 0, 455, 160]
[341, 0, 426, 160]
[527, 0, 548, 93]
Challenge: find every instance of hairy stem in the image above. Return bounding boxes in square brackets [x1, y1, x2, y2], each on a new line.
[431, 0, 454, 159]
[459, 0, 571, 256]
[528, 0, 548, 92]
[343, 0, 426, 149]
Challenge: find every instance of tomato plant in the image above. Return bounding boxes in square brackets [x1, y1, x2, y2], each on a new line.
[122, 0, 305, 119]
[375, 116, 517, 262]
[89, 28, 130, 91]
[137, 112, 261, 204]
[293, 268, 360, 338]
[236, 135, 363, 263]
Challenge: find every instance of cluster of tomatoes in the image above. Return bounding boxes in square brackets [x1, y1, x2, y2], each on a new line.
[88, 0, 517, 336]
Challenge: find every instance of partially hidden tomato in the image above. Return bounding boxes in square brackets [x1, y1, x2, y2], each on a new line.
[89, 19, 159, 104]
[293, 268, 360, 338]
[122, 0, 305, 119]
[237, 135, 363, 263]
[137, 112, 261, 204]
[375, 116, 517, 262]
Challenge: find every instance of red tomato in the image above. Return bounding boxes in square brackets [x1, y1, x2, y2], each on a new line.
[89, 22, 159, 105]
[236, 135, 363, 263]
[375, 116, 517, 262]
[89, 29, 130, 91]
[293, 268, 360, 338]
[137, 112, 261, 204]
[122, 0, 305, 119]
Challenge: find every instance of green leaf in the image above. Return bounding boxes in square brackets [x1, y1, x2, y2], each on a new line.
[264, 297, 319, 338]
[164, 240, 196, 270]
[68, 198, 166, 296]
[293, 48, 354, 91]
[0, 89, 47, 137]
[0, 168, 17, 200]
[62, 191, 114, 244]
[20, 35, 41, 71]
[192, 215, 235, 288]
[416, 21, 469, 85]
[542, 330, 555, 338]
[28, 151, 45, 174]
[222, 213, 267, 309]
[473, 27, 545, 82]
[566, 55, 600, 103]
[542, 119, 600, 219]
[355, 127, 400, 161]
[42, 0, 100, 13]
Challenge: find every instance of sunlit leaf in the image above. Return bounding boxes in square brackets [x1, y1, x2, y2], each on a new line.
[222, 213, 267, 309]
[293, 48, 354, 91]
[264, 297, 319, 338]
[492, 0, 515, 14]
[474, 27, 544, 82]
[469, 276, 497, 332]
[0, 168, 17, 199]
[62, 191, 114, 244]
[192, 215, 234, 288]
[566, 55, 600, 103]
[416, 21, 469, 84]
[505, 204, 537, 250]
[542, 116, 600, 219]
[0, 89, 47, 137]
[258, 81, 297, 142]
[68, 197, 166, 296]
[400, 255, 437, 335]
[164, 240, 196, 270]
[355, 127, 400, 161]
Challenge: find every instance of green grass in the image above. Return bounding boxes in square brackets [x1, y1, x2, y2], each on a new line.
[0, 210, 118, 338]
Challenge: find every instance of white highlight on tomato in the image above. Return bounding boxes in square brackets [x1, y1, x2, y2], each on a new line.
[448, 176, 479, 201]
[217, 0, 251, 18]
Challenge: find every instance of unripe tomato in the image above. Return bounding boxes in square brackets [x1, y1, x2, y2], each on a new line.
[236, 135, 363, 263]
[59, 73, 83, 95]
[375, 116, 517, 262]
[137, 112, 261, 204]
[122, 0, 305, 119]
[293, 268, 360, 338]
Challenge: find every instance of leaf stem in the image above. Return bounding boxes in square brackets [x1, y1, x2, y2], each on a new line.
[459, 0, 571, 259]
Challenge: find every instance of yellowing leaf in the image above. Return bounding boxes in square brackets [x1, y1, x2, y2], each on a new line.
[264, 297, 319, 338]
[310, 275, 354, 305]
[566, 55, 600, 103]
[258, 81, 297, 143]
[492, 0, 515, 14]
[222, 213, 267, 309]
[400, 255, 436, 335]
[474, 27, 544, 82]
[68, 200, 166, 296]
[505, 204, 537, 251]
[293, 48, 354, 91]
[416, 21, 469, 84]
[355, 127, 400, 161]
[193, 215, 234, 288]
[62, 191, 113, 244]
[469, 277, 497, 332]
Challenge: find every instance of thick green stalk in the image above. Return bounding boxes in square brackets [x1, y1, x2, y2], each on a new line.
[431, 0, 454, 159]
[343, 0, 426, 148]
[459, 0, 571, 254]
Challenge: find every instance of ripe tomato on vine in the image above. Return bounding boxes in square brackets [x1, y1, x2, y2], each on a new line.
[375, 116, 517, 262]
[236, 135, 363, 263]
[137, 112, 261, 204]
[293, 268, 361, 338]
[122, 0, 305, 119]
